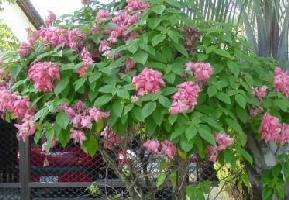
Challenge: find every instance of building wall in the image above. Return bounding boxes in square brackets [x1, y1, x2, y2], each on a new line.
[0, 2, 36, 42]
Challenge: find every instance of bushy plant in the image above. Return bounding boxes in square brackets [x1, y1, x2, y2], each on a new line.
[1, 0, 289, 199]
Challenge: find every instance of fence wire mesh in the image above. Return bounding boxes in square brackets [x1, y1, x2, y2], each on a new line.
[0, 120, 220, 199]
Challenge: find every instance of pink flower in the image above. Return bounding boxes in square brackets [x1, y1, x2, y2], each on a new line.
[15, 120, 36, 142]
[260, 113, 282, 142]
[170, 81, 201, 114]
[188, 62, 214, 83]
[18, 42, 31, 57]
[124, 59, 136, 73]
[73, 101, 86, 113]
[216, 133, 234, 151]
[185, 62, 194, 76]
[78, 47, 94, 76]
[91, 24, 100, 35]
[88, 108, 110, 122]
[143, 140, 161, 154]
[72, 115, 81, 128]
[183, 27, 201, 52]
[82, 0, 91, 5]
[208, 145, 219, 162]
[97, 10, 111, 19]
[71, 129, 86, 144]
[253, 86, 268, 101]
[276, 124, 289, 145]
[250, 106, 263, 118]
[13, 97, 31, 119]
[126, 0, 150, 12]
[161, 140, 177, 159]
[39, 27, 68, 47]
[117, 150, 129, 164]
[99, 40, 111, 53]
[101, 126, 123, 150]
[28, 62, 60, 92]
[67, 29, 87, 52]
[45, 11, 57, 27]
[132, 67, 165, 96]
[80, 115, 92, 129]
[274, 67, 289, 97]
[59, 103, 76, 118]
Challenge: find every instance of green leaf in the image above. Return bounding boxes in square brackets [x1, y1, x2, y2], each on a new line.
[152, 5, 166, 14]
[180, 140, 193, 152]
[94, 95, 112, 107]
[235, 94, 247, 108]
[83, 135, 99, 156]
[133, 50, 148, 65]
[217, 93, 231, 104]
[207, 85, 217, 97]
[173, 42, 188, 57]
[54, 77, 69, 96]
[99, 84, 116, 94]
[56, 112, 70, 129]
[185, 126, 197, 141]
[198, 125, 216, 145]
[275, 99, 289, 111]
[132, 106, 144, 121]
[117, 89, 130, 99]
[112, 100, 123, 118]
[74, 77, 86, 91]
[59, 129, 70, 147]
[148, 18, 162, 29]
[152, 34, 166, 46]
[159, 96, 171, 108]
[162, 87, 177, 95]
[213, 49, 233, 59]
[156, 174, 166, 188]
[89, 73, 101, 84]
[142, 102, 157, 119]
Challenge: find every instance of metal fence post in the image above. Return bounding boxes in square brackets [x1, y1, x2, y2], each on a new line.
[19, 139, 31, 200]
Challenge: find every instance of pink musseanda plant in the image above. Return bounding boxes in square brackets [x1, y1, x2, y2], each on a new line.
[185, 62, 214, 84]
[253, 86, 268, 101]
[250, 106, 263, 118]
[207, 133, 234, 162]
[274, 67, 289, 97]
[260, 113, 289, 145]
[59, 101, 110, 130]
[97, 10, 112, 19]
[183, 26, 202, 52]
[170, 81, 201, 114]
[260, 113, 282, 143]
[78, 47, 94, 76]
[44, 11, 57, 27]
[71, 129, 86, 144]
[15, 120, 36, 142]
[101, 126, 124, 150]
[18, 42, 31, 57]
[28, 62, 60, 92]
[132, 67, 165, 96]
[126, 0, 150, 12]
[143, 140, 177, 159]
[124, 59, 137, 73]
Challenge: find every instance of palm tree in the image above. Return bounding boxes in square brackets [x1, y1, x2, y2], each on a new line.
[181, 0, 289, 67]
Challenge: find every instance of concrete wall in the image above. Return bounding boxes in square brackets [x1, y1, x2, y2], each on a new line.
[0, 2, 36, 42]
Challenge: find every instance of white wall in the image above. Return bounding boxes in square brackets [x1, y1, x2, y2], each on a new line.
[0, 2, 36, 42]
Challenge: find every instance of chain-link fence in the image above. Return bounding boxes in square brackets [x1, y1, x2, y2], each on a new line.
[0, 120, 221, 200]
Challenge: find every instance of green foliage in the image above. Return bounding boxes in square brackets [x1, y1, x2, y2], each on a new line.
[0, 21, 19, 51]
[2, 0, 289, 198]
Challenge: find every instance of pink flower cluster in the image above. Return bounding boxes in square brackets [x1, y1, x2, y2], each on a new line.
[260, 113, 289, 145]
[78, 47, 94, 76]
[170, 81, 201, 114]
[97, 10, 112, 19]
[60, 101, 110, 144]
[132, 67, 165, 96]
[28, 62, 60, 92]
[124, 59, 136, 73]
[183, 26, 202, 52]
[0, 88, 35, 141]
[274, 67, 289, 97]
[253, 86, 268, 101]
[185, 62, 214, 83]
[126, 0, 150, 12]
[44, 11, 57, 27]
[101, 126, 124, 150]
[143, 140, 177, 159]
[18, 42, 31, 57]
[208, 133, 234, 162]
[250, 106, 263, 118]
